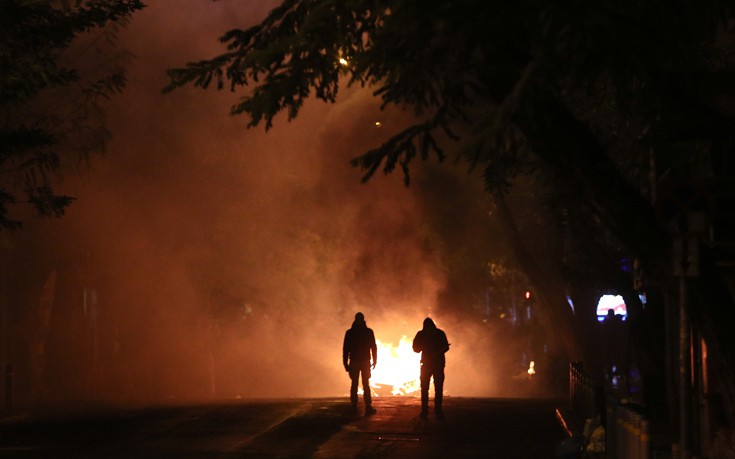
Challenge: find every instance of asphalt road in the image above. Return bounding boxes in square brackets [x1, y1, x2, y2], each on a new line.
[0, 396, 568, 458]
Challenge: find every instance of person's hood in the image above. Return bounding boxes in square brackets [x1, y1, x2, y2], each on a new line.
[423, 318, 436, 330]
[352, 318, 367, 329]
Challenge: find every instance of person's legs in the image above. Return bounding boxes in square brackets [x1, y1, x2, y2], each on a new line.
[420, 364, 431, 418]
[362, 365, 375, 414]
[349, 367, 359, 412]
[434, 368, 445, 418]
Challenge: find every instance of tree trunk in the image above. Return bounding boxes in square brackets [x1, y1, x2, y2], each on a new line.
[492, 188, 583, 361]
[514, 89, 675, 419]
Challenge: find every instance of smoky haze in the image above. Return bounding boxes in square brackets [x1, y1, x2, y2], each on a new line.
[11, 0, 545, 407]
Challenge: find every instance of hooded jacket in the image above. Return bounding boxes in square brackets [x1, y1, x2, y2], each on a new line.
[343, 317, 377, 367]
[412, 318, 450, 367]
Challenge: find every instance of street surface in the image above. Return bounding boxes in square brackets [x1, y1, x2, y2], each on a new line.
[0, 396, 567, 458]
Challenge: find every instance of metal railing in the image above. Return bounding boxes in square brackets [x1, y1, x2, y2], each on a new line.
[570, 361, 597, 421]
[568, 362, 650, 458]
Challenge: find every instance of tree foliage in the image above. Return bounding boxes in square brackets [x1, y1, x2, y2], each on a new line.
[0, 0, 144, 229]
[166, 0, 735, 418]
[166, 0, 732, 185]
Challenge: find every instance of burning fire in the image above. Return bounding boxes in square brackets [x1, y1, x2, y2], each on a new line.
[370, 336, 421, 396]
[527, 360, 536, 376]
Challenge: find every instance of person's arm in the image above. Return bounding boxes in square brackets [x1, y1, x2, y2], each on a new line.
[412, 332, 423, 353]
[370, 330, 377, 369]
[342, 331, 350, 371]
[441, 331, 450, 353]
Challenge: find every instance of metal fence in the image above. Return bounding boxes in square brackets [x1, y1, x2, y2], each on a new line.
[568, 362, 650, 459]
[570, 361, 597, 421]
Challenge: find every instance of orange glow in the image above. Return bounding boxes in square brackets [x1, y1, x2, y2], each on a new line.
[527, 361, 536, 376]
[370, 337, 421, 396]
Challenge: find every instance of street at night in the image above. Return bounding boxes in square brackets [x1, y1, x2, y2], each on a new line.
[3, 1, 735, 458]
[0, 397, 567, 458]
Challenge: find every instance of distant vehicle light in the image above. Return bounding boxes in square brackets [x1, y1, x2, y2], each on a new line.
[596, 294, 627, 322]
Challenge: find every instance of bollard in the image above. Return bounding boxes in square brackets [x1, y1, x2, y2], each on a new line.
[607, 398, 616, 459]
[619, 409, 625, 459]
[640, 419, 650, 459]
[635, 410, 641, 459]
[631, 411, 639, 459]
[607, 401, 649, 459]
[4, 364, 11, 412]
[623, 409, 630, 459]
[617, 409, 625, 459]
[629, 409, 636, 458]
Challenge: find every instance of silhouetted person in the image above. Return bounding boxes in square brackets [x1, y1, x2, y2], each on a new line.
[343, 312, 377, 415]
[413, 317, 450, 419]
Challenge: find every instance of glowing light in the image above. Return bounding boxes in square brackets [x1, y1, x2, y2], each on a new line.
[527, 361, 536, 376]
[338, 57, 349, 66]
[370, 337, 421, 396]
[596, 294, 627, 321]
[374, 121, 382, 127]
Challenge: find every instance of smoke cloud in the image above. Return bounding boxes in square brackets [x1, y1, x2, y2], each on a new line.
[7, 0, 549, 407]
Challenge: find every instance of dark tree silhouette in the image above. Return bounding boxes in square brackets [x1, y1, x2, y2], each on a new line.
[165, 0, 735, 424]
[0, 0, 145, 229]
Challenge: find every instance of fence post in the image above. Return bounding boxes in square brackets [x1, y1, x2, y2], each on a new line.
[607, 396, 616, 459]
[641, 418, 650, 459]
[4, 364, 11, 412]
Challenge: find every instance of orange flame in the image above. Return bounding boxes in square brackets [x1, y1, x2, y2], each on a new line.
[370, 336, 421, 396]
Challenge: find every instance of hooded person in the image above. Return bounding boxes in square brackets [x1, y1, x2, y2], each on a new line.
[342, 312, 377, 415]
[413, 317, 450, 419]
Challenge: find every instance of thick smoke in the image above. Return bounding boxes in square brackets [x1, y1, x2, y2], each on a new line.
[7, 0, 548, 407]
